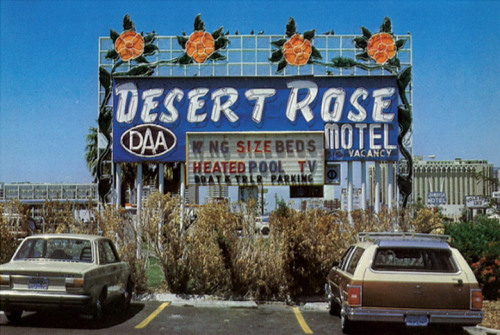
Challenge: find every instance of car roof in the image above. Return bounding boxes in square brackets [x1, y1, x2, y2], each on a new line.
[377, 239, 450, 249]
[24, 234, 106, 242]
[357, 232, 450, 244]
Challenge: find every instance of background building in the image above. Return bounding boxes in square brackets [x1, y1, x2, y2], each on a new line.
[0, 182, 98, 226]
[369, 158, 495, 220]
[414, 157, 494, 219]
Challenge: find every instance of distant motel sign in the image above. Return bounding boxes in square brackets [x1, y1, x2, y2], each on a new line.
[187, 132, 323, 186]
[427, 192, 447, 205]
[112, 76, 399, 163]
[465, 196, 489, 209]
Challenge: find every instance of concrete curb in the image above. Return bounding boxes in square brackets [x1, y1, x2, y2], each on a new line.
[135, 293, 258, 308]
[464, 326, 500, 335]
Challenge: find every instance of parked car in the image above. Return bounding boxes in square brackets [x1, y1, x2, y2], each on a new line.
[255, 216, 270, 235]
[325, 232, 483, 334]
[0, 234, 132, 322]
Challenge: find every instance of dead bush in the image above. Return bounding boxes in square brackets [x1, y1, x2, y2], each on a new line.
[410, 208, 445, 234]
[141, 193, 238, 295]
[0, 203, 21, 264]
[96, 205, 149, 294]
[41, 200, 78, 233]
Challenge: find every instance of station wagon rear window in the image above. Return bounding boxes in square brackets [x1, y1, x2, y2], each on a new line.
[372, 248, 458, 273]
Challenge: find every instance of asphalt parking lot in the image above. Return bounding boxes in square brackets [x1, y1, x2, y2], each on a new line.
[1, 296, 498, 335]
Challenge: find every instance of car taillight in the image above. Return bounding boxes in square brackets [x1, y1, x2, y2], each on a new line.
[347, 286, 362, 307]
[471, 289, 483, 310]
[0, 274, 11, 288]
[65, 278, 84, 292]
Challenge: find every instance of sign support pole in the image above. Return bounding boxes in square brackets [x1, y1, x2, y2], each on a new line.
[180, 163, 185, 232]
[159, 163, 164, 194]
[348, 161, 353, 225]
[116, 163, 121, 209]
[136, 163, 142, 259]
[375, 163, 380, 214]
[361, 162, 367, 210]
[388, 163, 393, 211]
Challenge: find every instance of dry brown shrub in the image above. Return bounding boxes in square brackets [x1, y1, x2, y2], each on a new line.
[410, 208, 445, 234]
[41, 200, 78, 233]
[228, 200, 287, 300]
[140, 192, 186, 292]
[141, 193, 233, 295]
[0, 203, 21, 264]
[94, 205, 149, 294]
[271, 208, 353, 298]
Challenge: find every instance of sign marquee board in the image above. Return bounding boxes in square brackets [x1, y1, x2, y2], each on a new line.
[112, 76, 399, 163]
[186, 132, 324, 186]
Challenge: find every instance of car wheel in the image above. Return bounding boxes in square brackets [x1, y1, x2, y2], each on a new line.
[123, 278, 133, 308]
[92, 290, 106, 321]
[5, 310, 22, 322]
[328, 296, 340, 316]
[340, 309, 356, 334]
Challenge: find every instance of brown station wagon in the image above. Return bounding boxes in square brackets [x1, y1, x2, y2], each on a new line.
[325, 232, 483, 334]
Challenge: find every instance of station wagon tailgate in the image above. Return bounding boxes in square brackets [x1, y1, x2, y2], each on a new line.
[362, 243, 471, 310]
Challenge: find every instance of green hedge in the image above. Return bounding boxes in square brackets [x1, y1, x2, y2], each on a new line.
[445, 217, 500, 300]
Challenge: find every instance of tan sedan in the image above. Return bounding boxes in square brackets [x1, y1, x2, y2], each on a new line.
[0, 234, 132, 322]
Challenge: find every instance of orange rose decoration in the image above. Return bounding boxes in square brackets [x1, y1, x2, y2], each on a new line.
[185, 31, 215, 63]
[270, 18, 321, 73]
[366, 32, 396, 64]
[283, 34, 312, 66]
[114, 31, 145, 61]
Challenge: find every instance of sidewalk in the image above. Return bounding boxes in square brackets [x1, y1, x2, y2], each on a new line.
[464, 326, 500, 335]
[137, 294, 499, 334]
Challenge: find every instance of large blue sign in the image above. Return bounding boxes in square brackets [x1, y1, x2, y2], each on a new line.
[112, 76, 398, 162]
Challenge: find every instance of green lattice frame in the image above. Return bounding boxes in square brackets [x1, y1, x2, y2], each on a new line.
[97, 15, 413, 208]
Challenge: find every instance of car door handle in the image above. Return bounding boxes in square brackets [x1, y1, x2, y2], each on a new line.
[453, 278, 463, 287]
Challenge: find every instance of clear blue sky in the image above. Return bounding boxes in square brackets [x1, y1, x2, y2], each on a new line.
[1, 0, 499, 184]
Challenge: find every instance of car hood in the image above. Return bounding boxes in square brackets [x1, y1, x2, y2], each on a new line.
[0, 260, 95, 276]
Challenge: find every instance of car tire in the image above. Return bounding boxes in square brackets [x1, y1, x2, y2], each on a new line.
[328, 296, 340, 316]
[5, 310, 22, 323]
[123, 277, 133, 309]
[340, 309, 356, 334]
[92, 289, 106, 321]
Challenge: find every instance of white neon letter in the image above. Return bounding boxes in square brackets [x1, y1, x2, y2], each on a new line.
[321, 88, 346, 122]
[245, 89, 276, 123]
[211, 88, 239, 123]
[348, 88, 368, 122]
[370, 124, 382, 149]
[115, 82, 139, 124]
[160, 88, 184, 123]
[286, 80, 318, 122]
[140, 88, 163, 123]
[187, 88, 209, 123]
[372, 87, 396, 122]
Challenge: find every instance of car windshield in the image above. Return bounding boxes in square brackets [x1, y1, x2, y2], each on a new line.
[14, 238, 93, 263]
[372, 247, 458, 273]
